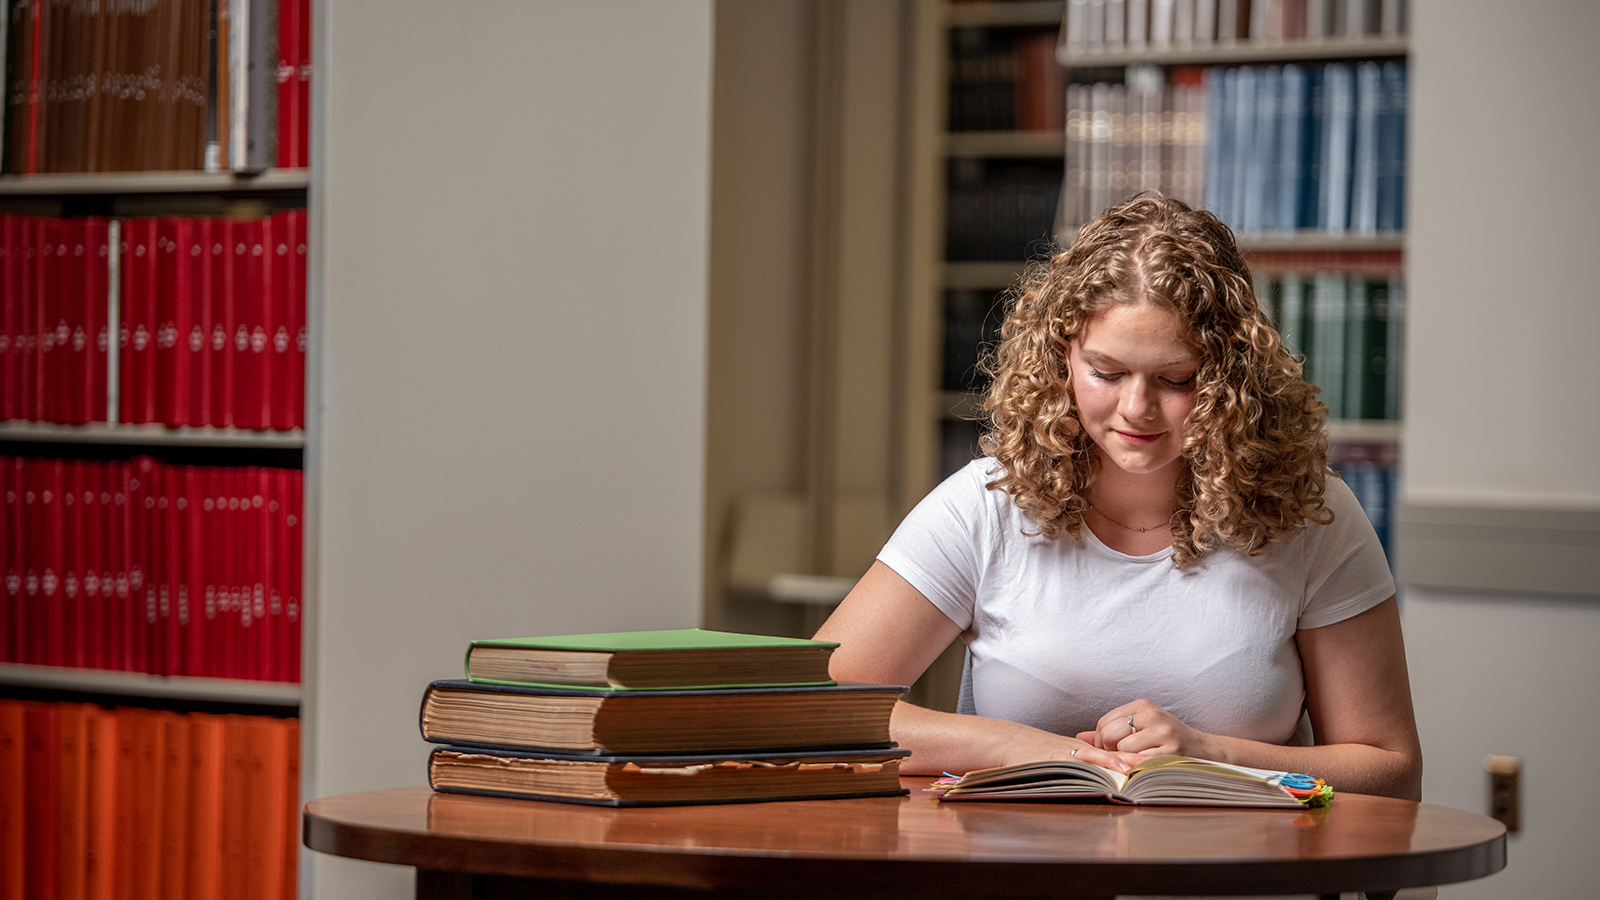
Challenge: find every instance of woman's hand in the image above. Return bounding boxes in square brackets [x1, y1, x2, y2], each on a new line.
[991, 719, 1141, 773]
[1077, 699, 1222, 762]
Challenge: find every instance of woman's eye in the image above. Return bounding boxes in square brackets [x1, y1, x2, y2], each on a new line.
[1089, 367, 1120, 381]
[1164, 376, 1196, 388]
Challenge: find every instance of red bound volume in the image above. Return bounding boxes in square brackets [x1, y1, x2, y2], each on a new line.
[0, 701, 25, 900]
[268, 212, 293, 431]
[127, 457, 155, 674]
[183, 466, 206, 677]
[19, 461, 38, 664]
[55, 702, 91, 900]
[186, 713, 226, 900]
[287, 209, 306, 429]
[82, 461, 107, 671]
[107, 461, 132, 673]
[237, 218, 270, 431]
[39, 218, 65, 423]
[120, 220, 159, 425]
[27, 218, 46, 422]
[171, 218, 196, 427]
[84, 218, 112, 423]
[297, 0, 311, 169]
[209, 221, 234, 427]
[38, 458, 66, 666]
[160, 712, 193, 898]
[242, 467, 262, 680]
[253, 468, 275, 681]
[0, 217, 17, 421]
[120, 708, 167, 900]
[23, 703, 61, 900]
[66, 219, 96, 425]
[241, 716, 291, 900]
[187, 220, 211, 427]
[84, 706, 118, 900]
[153, 218, 180, 426]
[2, 459, 21, 663]
[219, 715, 251, 900]
[215, 220, 238, 428]
[220, 468, 240, 679]
[164, 466, 186, 678]
[62, 460, 85, 669]
[199, 467, 220, 679]
[270, 468, 290, 682]
[16, 219, 38, 421]
[286, 469, 302, 682]
[277, 0, 300, 170]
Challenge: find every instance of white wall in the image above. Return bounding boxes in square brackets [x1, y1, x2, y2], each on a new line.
[310, 2, 713, 897]
[1405, 1, 1600, 896]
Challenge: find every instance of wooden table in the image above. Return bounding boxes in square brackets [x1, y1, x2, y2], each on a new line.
[303, 780, 1506, 900]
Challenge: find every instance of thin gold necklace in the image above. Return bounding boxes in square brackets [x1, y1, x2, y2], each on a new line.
[1086, 503, 1172, 534]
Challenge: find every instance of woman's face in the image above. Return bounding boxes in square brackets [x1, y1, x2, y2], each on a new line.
[1066, 302, 1200, 478]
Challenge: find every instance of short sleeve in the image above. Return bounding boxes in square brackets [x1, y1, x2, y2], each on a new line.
[1297, 477, 1398, 630]
[875, 459, 998, 632]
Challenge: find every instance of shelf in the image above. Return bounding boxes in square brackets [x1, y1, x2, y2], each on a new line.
[1327, 419, 1401, 444]
[1235, 231, 1404, 252]
[0, 421, 305, 448]
[947, 0, 1063, 29]
[939, 394, 1402, 445]
[1059, 36, 1408, 68]
[1048, 230, 1404, 253]
[947, 130, 1064, 158]
[0, 662, 300, 706]
[0, 168, 310, 195]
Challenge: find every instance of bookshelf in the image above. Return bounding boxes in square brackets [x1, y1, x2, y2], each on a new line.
[919, 0, 1408, 556]
[0, 2, 315, 895]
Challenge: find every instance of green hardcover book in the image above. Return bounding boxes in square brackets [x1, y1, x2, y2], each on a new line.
[1311, 272, 1346, 419]
[464, 628, 838, 691]
[1344, 275, 1389, 421]
[1361, 277, 1391, 421]
[1384, 274, 1405, 420]
[1277, 272, 1306, 365]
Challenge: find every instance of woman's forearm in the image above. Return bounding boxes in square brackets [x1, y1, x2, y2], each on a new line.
[1201, 733, 1423, 800]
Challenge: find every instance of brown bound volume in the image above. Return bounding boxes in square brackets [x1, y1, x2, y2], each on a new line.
[428, 745, 909, 807]
[420, 679, 904, 756]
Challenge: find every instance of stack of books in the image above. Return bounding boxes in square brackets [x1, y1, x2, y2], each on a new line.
[418, 628, 909, 807]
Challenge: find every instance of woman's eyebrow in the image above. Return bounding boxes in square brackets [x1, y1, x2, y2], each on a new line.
[1080, 349, 1197, 369]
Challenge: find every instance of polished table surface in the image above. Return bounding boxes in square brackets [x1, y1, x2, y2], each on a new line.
[304, 780, 1506, 900]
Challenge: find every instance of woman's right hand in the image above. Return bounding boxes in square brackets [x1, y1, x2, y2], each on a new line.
[991, 718, 1140, 773]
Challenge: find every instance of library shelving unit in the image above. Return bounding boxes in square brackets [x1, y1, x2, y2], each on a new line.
[918, 0, 1408, 553]
[0, 167, 312, 898]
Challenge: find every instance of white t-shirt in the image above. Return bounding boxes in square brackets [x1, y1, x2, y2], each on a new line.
[878, 458, 1396, 744]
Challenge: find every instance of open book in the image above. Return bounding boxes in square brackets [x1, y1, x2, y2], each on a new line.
[930, 755, 1333, 808]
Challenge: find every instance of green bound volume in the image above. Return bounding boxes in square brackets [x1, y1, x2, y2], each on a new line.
[464, 628, 839, 690]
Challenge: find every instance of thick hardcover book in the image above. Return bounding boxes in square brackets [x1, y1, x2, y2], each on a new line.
[420, 679, 903, 756]
[931, 755, 1333, 808]
[464, 628, 838, 690]
[429, 744, 910, 807]
[0, 701, 22, 899]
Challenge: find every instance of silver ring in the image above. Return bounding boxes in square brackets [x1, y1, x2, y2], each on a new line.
[1070, 748, 1078, 757]
[1128, 715, 1137, 733]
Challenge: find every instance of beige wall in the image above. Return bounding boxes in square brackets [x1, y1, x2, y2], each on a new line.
[1403, 1, 1600, 896]
[309, 2, 713, 897]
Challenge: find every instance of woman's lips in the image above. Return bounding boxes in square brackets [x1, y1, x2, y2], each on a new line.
[1114, 429, 1163, 445]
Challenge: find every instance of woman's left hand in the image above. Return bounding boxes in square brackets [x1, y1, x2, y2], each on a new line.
[1076, 699, 1222, 761]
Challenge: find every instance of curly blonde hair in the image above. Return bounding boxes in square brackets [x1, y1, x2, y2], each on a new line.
[979, 195, 1332, 569]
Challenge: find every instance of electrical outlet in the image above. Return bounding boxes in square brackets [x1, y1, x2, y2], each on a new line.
[1484, 755, 1520, 832]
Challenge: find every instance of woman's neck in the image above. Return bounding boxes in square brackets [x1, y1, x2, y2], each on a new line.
[1086, 452, 1183, 531]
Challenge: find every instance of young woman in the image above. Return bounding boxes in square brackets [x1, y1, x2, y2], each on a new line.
[815, 195, 1421, 800]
